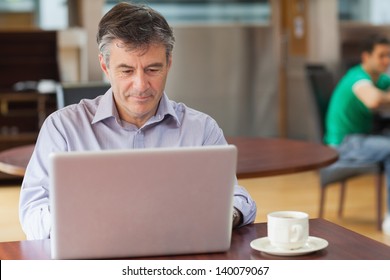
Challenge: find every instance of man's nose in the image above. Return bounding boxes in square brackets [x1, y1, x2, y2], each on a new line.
[133, 72, 149, 92]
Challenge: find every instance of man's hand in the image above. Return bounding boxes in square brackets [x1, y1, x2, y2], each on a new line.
[232, 207, 243, 228]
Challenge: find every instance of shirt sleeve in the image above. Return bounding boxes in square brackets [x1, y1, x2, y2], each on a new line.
[352, 79, 372, 93]
[19, 114, 66, 240]
[233, 184, 257, 226]
[203, 117, 257, 226]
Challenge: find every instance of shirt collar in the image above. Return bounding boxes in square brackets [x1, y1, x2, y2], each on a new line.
[91, 88, 118, 124]
[92, 89, 180, 127]
[153, 92, 181, 126]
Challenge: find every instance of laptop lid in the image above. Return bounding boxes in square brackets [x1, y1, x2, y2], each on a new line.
[49, 145, 237, 259]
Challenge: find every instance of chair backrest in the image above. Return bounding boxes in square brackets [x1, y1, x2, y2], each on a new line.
[56, 82, 111, 109]
[305, 64, 335, 136]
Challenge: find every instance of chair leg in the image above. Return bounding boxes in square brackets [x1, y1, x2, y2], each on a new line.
[376, 173, 384, 231]
[319, 187, 326, 218]
[338, 181, 347, 218]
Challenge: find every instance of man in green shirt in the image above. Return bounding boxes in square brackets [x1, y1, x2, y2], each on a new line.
[324, 35, 390, 235]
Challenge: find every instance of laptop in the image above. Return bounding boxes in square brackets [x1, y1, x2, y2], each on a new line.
[49, 145, 237, 259]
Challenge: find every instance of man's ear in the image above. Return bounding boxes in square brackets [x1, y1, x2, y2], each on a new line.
[361, 51, 370, 64]
[167, 55, 172, 71]
[99, 53, 109, 78]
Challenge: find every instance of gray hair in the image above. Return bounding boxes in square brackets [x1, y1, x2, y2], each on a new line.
[97, 2, 175, 67]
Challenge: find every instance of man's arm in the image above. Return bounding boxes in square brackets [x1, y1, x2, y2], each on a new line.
[203, 117, 257, 227]
[19, 114, 66, 240]
[232, 184, 257, 227]
[19, 146, 52, 239]
[353, 80, 390, 109]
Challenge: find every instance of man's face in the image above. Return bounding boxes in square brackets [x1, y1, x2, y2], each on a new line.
[363, 43, 390, 75]
[99, 40, 171, 127]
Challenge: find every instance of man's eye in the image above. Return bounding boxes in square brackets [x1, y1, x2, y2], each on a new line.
[147, 68, 160, 74]
[122, 70, 133, 74]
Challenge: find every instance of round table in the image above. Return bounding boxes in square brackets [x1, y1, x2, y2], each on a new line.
[0, 144, 34, 177]
[0, 137, 338, 178]
[227, 137, 338, 179]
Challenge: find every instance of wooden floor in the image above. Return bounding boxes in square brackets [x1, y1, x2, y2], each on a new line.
[242, 171, 390, 246]
[0, 183, 26, 241]
[0, 171, 390, 246]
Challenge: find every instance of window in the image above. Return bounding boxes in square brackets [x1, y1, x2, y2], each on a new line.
[339, 0, 390, 24]
[104, 0, 270, 25]
[0, 0, 34, 11]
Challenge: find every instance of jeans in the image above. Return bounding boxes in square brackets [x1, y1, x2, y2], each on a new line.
[336, 134, 390, 213]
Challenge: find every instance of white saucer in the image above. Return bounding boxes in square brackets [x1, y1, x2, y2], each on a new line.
[250, 236, 329, 257]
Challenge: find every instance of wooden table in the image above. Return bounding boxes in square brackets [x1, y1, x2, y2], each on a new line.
[0, 219, 389, 260]
[0, 137, 338, 178]
[227, 137, 338, 179]
[0, 144, 34, 177]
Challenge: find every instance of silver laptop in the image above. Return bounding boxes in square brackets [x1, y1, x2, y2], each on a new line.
[49, 145, 237, 259]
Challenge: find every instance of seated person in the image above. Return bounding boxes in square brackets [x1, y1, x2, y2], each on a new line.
[324, 34, 390, 235]
[19, 2, 257, 240]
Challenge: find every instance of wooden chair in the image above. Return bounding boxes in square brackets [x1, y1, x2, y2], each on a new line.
[305, 64, 384, 230]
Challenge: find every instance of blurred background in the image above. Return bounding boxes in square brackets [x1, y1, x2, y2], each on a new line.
[2, 0, 390, 244]
[3, 0, 390, 142]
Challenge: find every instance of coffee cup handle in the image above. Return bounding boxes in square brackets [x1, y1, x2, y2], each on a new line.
[290, 224, 303, 242]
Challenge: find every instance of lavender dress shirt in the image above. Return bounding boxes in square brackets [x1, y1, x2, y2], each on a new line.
[19, 89, 257, 240]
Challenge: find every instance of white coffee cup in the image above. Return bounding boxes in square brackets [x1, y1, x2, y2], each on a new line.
[267, 211, 309, 250]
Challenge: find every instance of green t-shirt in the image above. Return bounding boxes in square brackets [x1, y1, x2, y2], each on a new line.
[324, 65, 390, 145]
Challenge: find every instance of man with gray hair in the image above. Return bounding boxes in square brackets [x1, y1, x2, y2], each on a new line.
[19, 2, 257, 240]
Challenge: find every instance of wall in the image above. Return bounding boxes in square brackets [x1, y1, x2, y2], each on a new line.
[166, 25, 278, 137]
[57, 28, 88, 83]
[0, 12, 34, 29]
